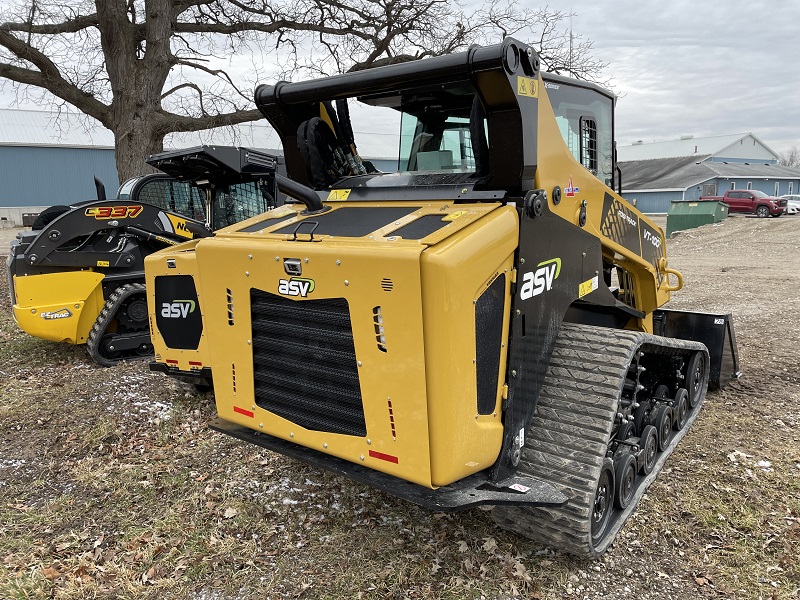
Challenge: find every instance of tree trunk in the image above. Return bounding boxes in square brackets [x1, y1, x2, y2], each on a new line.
[113, 113, 164, 185]
[97, 0, 173, 185]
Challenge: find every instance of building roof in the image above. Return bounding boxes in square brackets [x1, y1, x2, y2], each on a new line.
[0, 108, 283, 150]
[0, 109, 115, 147]
[617, 132, 780, 162]
[621, 156, 800, 191]
[621, 155, 713, 190]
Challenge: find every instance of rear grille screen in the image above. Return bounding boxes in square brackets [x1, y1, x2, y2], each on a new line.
[250, 289, 366, 437]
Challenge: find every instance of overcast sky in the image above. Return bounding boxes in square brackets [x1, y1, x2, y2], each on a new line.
[1, 0, 798, 159]
[563, 0, 800, 154]
[325, 0, 800, 158]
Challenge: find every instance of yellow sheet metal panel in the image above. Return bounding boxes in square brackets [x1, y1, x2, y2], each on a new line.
[420, 206, 519, 486]
[196, 234, 435, 487]
[12, 271, 104, 343]
[535, 77, 671, 329]
[145, 239, 212, 372]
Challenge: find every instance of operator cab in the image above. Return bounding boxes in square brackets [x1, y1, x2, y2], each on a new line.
[386, 73, 615, 188]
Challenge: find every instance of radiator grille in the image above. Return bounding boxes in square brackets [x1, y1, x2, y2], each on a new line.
[250, 289, 366, 437]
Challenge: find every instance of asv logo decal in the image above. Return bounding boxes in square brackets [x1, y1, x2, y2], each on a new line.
[520, 258, 561, 300]
[278, 278, 316, 297]
[161, 300, 196, 318]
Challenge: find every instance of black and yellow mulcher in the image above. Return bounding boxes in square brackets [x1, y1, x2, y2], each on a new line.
[146, 39, 740, 557]
[6, 146, 282, 367]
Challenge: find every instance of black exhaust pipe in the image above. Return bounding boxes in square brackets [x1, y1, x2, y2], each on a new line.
[94, 176, 107, 201]
[276, 174, 328, 214]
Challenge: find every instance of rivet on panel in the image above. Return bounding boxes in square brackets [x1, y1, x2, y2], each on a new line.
[247, 340, 252, 345]
[74, 304, 80, 309]
[516, 309, 521, 316]
[360, 455, 365, 461]
[30, 309, 36, 314]
[511, 370, 518, 377]
[461, 188, 468, 194]
[520, 258, 526, 264]
[259, 423, 263, 428]
[251, 405, 256, 410]
[323, 443, 328, 449]
[344, 280, 349, 286]
[248, 254, 253, 259]
[245, 271, 250, 277]
[475, 414, 479, 420]
[290, 432, 294, 438]
[304, 258, 309, 263]
[367, 439, 372, 445]
[336, 260, 341, 265]
[357, 361, 363, 367]
[275, 256, 280, 261]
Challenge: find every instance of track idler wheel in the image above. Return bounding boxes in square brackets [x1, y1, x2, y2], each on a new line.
[633, 384, 669, 435]
[614, 453, 637, 509]
[639, 425, 658, 475]
[673, 388, 689, 430]
[685, 352, 706, 408]
[591, 458, 615, 548]
[654, 405, 672, 452]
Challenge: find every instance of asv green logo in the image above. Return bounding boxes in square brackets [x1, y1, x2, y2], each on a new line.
[278, 278, 315, 298]
[520, 258, 561, 300]
[161, 299, 196, 318]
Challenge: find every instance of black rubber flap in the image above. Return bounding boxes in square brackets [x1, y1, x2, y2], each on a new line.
[273, 207, 418, 238]
[475, 274, 506, 415]
[154, 275, 203, 350]
[250, 289, 366, 436]
[386, 214, 449, 240]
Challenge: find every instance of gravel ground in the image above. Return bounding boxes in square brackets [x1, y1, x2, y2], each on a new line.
[1, 214, 799, 599]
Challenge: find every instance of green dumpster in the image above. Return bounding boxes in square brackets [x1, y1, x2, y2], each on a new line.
[666, 200, 728, 237]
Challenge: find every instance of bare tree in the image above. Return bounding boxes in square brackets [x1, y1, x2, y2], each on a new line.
[779, 146, 800, 169]
[0, 1, 606, 181]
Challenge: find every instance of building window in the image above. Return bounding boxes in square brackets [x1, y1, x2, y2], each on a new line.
[731, 182, 736, 190]
[746, 181, 752, 190]
[775, 182, 780, 196]
[702, 183, 717, 196]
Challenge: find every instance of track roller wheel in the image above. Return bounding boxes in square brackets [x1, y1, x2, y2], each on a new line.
[615, 421, 636, 442]
[633, 384, 669, 435]
[614, 453, 637, 509]
[673, 388, 689, 430]
[639, 425, 658, 475]
[685, 352, 706, 408]
[591, 458, 615, 548]
[654, 405, 672, 452]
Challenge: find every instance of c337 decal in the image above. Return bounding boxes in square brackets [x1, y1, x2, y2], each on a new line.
[85, 205, 143, 220]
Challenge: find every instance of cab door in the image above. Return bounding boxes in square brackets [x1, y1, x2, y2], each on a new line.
[726, 191, 744, 212]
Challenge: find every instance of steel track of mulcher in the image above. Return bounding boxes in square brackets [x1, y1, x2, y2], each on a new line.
[86, 283, 153, 367]
[492, 322, 709, 558]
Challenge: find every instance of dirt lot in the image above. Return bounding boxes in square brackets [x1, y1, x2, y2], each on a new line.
[1, 215, 799, 599]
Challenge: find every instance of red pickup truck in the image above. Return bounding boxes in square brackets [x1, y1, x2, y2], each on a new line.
[699, 190, 786, 217]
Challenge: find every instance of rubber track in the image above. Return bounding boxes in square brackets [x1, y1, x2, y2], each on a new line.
[492, 322, 707, 558]
[86, 283, 151, 367]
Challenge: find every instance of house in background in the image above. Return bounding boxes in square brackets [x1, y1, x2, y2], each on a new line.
[618, 133, 800, 213]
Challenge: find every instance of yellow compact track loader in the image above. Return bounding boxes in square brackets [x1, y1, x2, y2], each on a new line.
[7, 146, 282, 367]
[146, 39, 739, 556]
